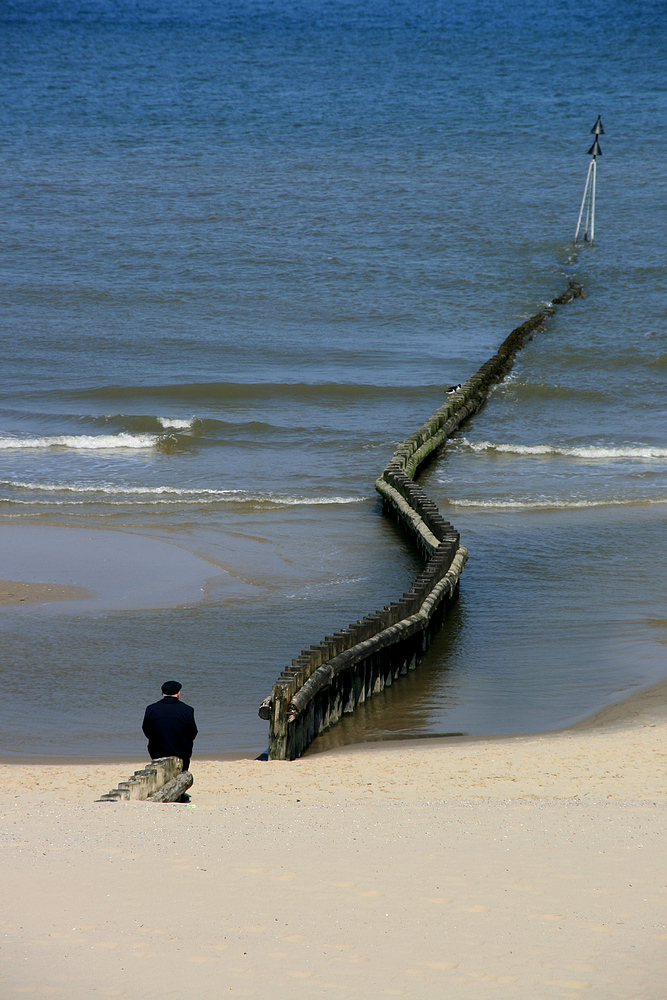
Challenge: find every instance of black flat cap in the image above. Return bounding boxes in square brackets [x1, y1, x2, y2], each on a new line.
[161, 680, 182, 696]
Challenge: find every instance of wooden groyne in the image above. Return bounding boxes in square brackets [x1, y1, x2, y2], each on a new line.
[96, 756, 193, 802]
[259, 281, 584, 760]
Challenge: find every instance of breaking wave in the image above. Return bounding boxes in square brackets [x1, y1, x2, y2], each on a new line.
[0, 480, 365, 508]
[458, 439, 667, 460]
[0, 433, 161, 451]
[1, 481, 241, 496]
[447, 497, 667, 510]
[156, 416, 197, 430]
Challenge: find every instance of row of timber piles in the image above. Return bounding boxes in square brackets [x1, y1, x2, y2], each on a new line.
[96, 756, 193, 802]
[259, 281, 584, 761]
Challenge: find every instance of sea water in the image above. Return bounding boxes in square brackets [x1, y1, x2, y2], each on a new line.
[0, 0, 665, 756]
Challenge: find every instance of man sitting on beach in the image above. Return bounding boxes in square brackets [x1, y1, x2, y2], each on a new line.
[142, 680, 198, 772]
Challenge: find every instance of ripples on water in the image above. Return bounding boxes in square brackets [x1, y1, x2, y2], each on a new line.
[0, 0, 665, 756]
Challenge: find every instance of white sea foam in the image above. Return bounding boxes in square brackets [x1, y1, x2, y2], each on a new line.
[447, 497, 667, 510]
[157, 416, 195, 430]
[0, 480, 364, 506]
[1, 481, 242, 496]
[0, 433, 158, 450]
[458, 438, 667, 460]
[3, 498, 364, 507]
[267, 496, 364, 506]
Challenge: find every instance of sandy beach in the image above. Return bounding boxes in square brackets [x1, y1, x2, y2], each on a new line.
[1, 681, 665, 999]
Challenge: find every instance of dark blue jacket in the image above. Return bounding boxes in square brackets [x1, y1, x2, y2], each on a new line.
[142, 697, 198, 764]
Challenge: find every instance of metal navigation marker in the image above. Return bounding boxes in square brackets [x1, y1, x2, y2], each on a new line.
[574, 117, 605, 246]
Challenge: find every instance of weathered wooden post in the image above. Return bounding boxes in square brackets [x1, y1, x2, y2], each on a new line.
[96, 756, 189, 802]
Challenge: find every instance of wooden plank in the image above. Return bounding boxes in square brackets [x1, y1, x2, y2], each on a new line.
[148, 771, 193, 803]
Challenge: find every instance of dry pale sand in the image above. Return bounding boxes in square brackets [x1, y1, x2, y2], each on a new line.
[1, 682, 666, 1000]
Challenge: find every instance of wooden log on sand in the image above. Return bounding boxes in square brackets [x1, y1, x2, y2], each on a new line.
[148, 771, 193, 803]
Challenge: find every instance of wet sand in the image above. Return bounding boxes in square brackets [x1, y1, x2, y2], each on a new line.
[1, 680, 666, 999]
[0, 523, 252, 612]
[0, 579, 94, 606]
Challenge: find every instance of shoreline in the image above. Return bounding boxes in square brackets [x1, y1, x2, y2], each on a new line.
[2, 673, 665, 768]
[2, 673, 666, 807]
[2, 666, 665, 999]
[3, 583, 665, 1000]
[315, 672, 667, 756]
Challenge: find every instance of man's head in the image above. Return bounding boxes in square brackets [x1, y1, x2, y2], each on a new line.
[161, 680, 182, 698]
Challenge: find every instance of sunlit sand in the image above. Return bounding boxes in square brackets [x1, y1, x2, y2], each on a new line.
[2, 680, 665, 998]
